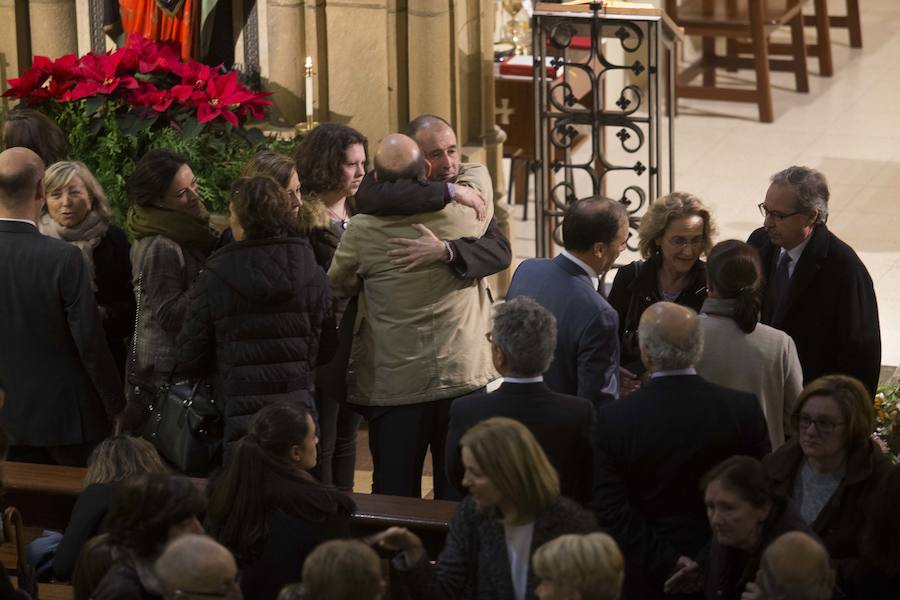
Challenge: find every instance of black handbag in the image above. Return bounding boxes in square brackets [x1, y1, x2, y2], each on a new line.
[129, 271, 223, 474]
[143, 379, 223, 475]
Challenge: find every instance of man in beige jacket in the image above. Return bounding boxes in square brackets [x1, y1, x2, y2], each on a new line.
[328, 134, 496, 500]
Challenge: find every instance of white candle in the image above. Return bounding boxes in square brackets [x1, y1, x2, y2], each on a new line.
[305, 56, 314, 123]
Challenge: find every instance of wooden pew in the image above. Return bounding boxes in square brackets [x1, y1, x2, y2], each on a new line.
[1, 462, 456, 556]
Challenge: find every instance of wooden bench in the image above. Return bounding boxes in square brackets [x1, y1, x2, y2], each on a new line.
[1, 462, 457, 556]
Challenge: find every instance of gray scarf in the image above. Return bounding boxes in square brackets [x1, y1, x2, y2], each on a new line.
[700, 297, 737, 317]
[39, 209, 110, 292]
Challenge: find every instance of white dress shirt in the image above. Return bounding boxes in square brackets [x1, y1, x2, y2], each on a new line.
[560, 249, 600, 291]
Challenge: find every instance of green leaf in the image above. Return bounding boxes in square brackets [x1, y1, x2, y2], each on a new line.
[182, 117, 206, 139]
[83, 96, 106, 117]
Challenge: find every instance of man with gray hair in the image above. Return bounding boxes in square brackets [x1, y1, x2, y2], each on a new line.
[748, 165, 880, 394]
[155, 534, 242, 600]
[754, 532, 834, 600]
[592, 302, 769, 600]
[444, 296, 594, 503]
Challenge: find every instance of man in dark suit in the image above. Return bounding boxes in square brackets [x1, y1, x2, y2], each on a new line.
[445, 296, 594, 504]
[748, 166, 880, 394]
[506, 197, 627, 409]
[592, 302, 771, 600]
[0, 147, 124, 465]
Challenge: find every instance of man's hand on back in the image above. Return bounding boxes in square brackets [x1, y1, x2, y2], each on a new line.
[388, 224, 451, 272]
[451, 184, 486, 221]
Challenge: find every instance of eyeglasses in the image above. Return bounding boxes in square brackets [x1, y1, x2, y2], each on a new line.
[791, 414, 845, 434]
[758, 203, 804, 221]
[665, 235, 705, 248]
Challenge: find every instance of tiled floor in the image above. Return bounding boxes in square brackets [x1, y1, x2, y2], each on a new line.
[352, 0, 900, 495]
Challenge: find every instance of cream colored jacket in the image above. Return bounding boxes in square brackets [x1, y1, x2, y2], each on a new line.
[696, 308, 803, 449]
[327, 164, 497, 406]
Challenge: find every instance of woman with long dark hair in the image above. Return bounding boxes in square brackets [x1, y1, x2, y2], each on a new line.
[294, 124, 367, 491]
[91, 474, 206, 599]
[125, 149, 218, 431]
[695, 240, 803, 449]
[205, 403, 355, 600]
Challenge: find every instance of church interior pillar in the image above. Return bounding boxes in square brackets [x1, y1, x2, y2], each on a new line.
[0, 0, 22, 105]
[266, 0, 307, 124]
[28, 0, 78, 59]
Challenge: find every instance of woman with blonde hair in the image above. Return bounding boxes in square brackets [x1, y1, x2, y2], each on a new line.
[607, 192, 715, 393]
[52, 436, 168, 581]
[373, 417, 595, 600]
[39, 160, 135, 377]
[533, 533, 624, 600]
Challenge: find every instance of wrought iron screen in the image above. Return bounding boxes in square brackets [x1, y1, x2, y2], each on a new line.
[531, 3, 675, 257]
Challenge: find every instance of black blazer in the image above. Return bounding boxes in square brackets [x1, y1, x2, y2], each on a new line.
[592, 374, 770, 599]
[507, 255, 619, 408]
[748, 224, 880, 394]
[0, 220, 123, 446]
[445, 381, 594, 504]
[354, 172, 512, 279]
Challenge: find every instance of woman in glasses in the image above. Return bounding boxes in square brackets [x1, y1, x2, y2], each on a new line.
[763, 375, 890, 594]
[607, 192, 715, 395]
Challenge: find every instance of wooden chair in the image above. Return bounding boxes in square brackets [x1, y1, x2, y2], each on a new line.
[665, 0, 812, 122]
[804, 0, 862, 48]
[731, 0, 835, 77]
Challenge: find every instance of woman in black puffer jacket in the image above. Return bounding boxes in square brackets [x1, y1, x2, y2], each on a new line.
[174, 176, 337, 460]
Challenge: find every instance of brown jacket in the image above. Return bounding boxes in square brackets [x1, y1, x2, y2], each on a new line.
[763, 438, 891, 584]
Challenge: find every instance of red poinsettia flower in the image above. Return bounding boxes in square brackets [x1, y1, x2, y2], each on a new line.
[170, 61, 222, 102]
[118, 34, 182, 75]
[128, 82, 174, 112]
[69, 51, 139, 101]
[235, 89, 273, 122]
[194, 71, 256, 126]
[2, 56, 54, 104]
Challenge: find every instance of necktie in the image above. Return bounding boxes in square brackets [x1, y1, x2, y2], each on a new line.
[766, 252, 792, 321]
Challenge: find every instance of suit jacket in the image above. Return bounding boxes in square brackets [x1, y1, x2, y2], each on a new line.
[748, 224, 881, 394]
[592, 374, 771, 599]
[396, 496, 595, 600]
[354, 165, 511, 279]
[506, 254, 619, 408]
[0, 220, 123, 446]
[328, 193, 496, 406]
[445, 381, 594, 504]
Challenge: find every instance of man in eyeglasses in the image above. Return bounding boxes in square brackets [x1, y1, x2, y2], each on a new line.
[748, 166, 880, 395]
[156, 534, 242, 600]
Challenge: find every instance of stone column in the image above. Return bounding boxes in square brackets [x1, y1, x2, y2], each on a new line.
[407, 0, 452, 122]
[28, 0, 77, 59]
[324, 0, 395, 144]
[0, 0, 21, 105]
[266, 0, 307, 125]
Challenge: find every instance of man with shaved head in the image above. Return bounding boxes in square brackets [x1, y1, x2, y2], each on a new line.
[329, 133, 496, 500]
[592, 302, 770, 600]
[756, 532, 833, 600]
[156, 535, 242, 600]
[0, 147, 124, 465]
[353, 114, 511, 285]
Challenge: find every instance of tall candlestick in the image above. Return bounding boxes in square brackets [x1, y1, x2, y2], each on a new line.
[305, 56, 314, 129]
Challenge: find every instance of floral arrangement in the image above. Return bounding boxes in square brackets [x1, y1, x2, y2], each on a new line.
[1, 35, 291, 222]
[873, 381, 900, 461]
[3, 34, 271, 129]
